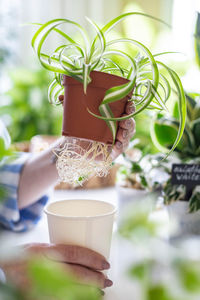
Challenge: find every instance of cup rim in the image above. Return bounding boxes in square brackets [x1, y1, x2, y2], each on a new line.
[44, 199, 117, 220]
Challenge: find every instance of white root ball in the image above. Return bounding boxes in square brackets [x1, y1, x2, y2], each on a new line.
[54, 137, 112, 185]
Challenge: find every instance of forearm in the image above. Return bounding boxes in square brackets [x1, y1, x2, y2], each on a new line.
[18, 138, 63, 209]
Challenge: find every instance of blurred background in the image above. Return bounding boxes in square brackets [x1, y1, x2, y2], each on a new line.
[1, 2, 200, 299]
[0, 0, 199, 159]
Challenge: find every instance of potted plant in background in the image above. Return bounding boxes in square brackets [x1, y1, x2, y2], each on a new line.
[116, 144, 149, 212]
[117, 87, 200, 235]
[147, 13, 200, 236]
[31, 12, 186, 186]
[151, 91, 200, 236]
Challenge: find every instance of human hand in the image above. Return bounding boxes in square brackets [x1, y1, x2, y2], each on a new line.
[111, 101, 136, 160]
[2, 243, 112, 290]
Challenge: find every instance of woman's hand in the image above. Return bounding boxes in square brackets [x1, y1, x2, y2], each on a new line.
[111, 101, 136, 160]
[2, 244, 112, 290]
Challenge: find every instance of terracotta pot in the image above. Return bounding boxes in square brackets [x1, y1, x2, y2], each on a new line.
[62, 71, 132, 144]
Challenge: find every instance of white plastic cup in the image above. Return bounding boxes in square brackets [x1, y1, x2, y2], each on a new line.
[44, 199, 116, 259]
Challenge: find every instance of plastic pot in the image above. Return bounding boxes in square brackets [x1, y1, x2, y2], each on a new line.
[62, 71, 132, 144]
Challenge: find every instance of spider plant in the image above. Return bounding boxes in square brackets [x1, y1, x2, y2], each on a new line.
[31, 12, 186, 156]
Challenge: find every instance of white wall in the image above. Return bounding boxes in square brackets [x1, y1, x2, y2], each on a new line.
[18, 0, 122, 66]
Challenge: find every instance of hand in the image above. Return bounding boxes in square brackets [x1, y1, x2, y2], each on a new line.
[2, 244, 112, 290]
[111, 101, 136, 160]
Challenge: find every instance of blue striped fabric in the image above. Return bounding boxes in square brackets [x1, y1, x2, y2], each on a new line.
[0, 153, 49, 232]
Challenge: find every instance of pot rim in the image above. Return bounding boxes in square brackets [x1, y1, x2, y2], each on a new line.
[62, 70, 130, 90]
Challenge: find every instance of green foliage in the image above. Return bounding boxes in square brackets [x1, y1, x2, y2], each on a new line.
[194, 12, 200, 68]
[0, 282, 25, 300]
[119, 200, 158, 240]
[147, 285, 176, 300]
[129, 261, 152, 281]
[151, 92, 200, 158]
[119, 206, 200, 300]
[163, 180, 186, 205]
[133, 111, 158, 153]
[150, 91, 200, 211]
[32, 14, 186, 151]
[0, 137, 12, 160]
[28, 259, 101, 300]
[0, 68, 62, 142]
[177, 260, 200, 293]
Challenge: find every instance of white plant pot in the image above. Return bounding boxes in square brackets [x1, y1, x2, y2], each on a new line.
[116, 186, 149, 220]
[167, 201, 200, 236]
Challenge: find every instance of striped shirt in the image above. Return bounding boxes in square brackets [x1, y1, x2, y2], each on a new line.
[0, 152, 49, 232]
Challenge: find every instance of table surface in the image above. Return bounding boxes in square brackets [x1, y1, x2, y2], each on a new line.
[0, 187, 169, 300]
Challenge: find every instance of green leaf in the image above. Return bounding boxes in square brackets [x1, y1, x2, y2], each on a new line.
[154, 62, 187, 158]
[86, 17, 106, 64]
[194, 12, 200, 68]
[147, 285, 176, 300]
[129, 262, 150, 280]
[131, 162, 142, 173]
[191, 117, 200, 147]
[177, 261, 200, 293]
[32, 19, 89, 73]
[151, 117, 193, 154]
[101, 12, 170, 36]
[189, 188, 200, 213]
[28, 258, 101, 300]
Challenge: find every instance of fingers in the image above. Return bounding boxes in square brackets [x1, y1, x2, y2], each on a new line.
[119, 117, 136, 133]
[125, 101, 136, 115]
[2, 261, 30, 290]
[110, 117, 136, 160]
[26, 244, 110, 271]
[64, 264, 113, 289]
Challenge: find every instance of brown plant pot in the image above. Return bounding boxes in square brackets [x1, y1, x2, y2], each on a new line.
[62, 71, 132, 144]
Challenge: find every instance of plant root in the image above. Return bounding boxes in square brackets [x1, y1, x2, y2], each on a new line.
[53, 139, 112, 185]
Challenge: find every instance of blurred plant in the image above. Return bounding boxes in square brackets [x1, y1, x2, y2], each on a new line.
[118, 12, 200, 212]
[0, 258, 102, 300]
[150, 66, 200, 212]
[151, 92, 200, 158]
[116, 148, 172, 191]
[0, 68, 63, 142]
[117, 147, 200, 212]
[118, 197, 159, 241]
[119, 203, 200, 300]
[151, 11, 200, 158]
[128, 254, 200, 300]
[194, 12, 200, 68]
[26, 258, 101, 300]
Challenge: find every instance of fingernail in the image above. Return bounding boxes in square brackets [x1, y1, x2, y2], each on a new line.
[116, 141, 122, 149]
[102, 261, 110, 270]
[125, 119, 132, 127]
[104, 279, 113, 288]
[123, 130, 129, 139]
